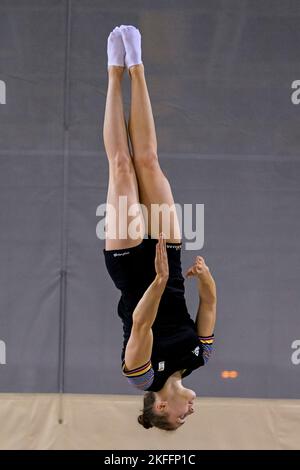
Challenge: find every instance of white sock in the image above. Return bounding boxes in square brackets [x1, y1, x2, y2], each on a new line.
[120, 25, 142, 69]
[107, 27, 125, 68]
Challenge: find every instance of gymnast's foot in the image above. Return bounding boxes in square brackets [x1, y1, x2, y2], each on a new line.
[119, 25, 143, 71]
[107, 26, 125, 71]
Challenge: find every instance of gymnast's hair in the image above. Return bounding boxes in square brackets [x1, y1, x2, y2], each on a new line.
[137, 391, 177, 431]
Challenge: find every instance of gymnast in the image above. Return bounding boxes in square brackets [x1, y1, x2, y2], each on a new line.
[103, 25, 217, 430]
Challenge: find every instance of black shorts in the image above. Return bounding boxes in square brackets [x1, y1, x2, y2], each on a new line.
[103, 236, 183, 293]
[103, 236, 194, 350]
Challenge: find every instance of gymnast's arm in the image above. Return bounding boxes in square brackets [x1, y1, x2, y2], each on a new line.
[185, 256, 217, 337]
[124, 234, 169, 371]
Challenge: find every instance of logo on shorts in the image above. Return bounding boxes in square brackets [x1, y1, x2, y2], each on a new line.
[192, 346, 200, 357]
[166, 244, 181, 250]
[158, 361, 165, 371]
[113, 251, 130, 257]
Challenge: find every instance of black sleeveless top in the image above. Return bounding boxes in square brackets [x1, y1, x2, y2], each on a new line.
[104, 237, 212, 392]
[120, 276, 208, 392]
[144, 323, 205, 392]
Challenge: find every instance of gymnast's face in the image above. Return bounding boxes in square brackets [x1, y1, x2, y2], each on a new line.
[156, 387, 196, 429]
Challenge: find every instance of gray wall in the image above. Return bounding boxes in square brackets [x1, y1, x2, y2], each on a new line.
[0, 0, 299, 398]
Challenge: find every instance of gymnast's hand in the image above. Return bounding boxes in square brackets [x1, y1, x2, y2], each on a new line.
[185, 256, 211, 280]
[154, 233, 169, 282]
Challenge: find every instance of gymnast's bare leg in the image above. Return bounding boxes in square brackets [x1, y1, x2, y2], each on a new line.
[127, 62, 181, 243]
[103, 63, 145, 250]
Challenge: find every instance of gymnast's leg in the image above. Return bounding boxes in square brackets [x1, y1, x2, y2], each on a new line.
[128, 64, 181, 242]
[103, 33, 145, 250]
[118, 27, 181, 243]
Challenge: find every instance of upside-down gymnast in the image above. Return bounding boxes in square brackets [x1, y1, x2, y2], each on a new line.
[103, 25, 217, 431]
